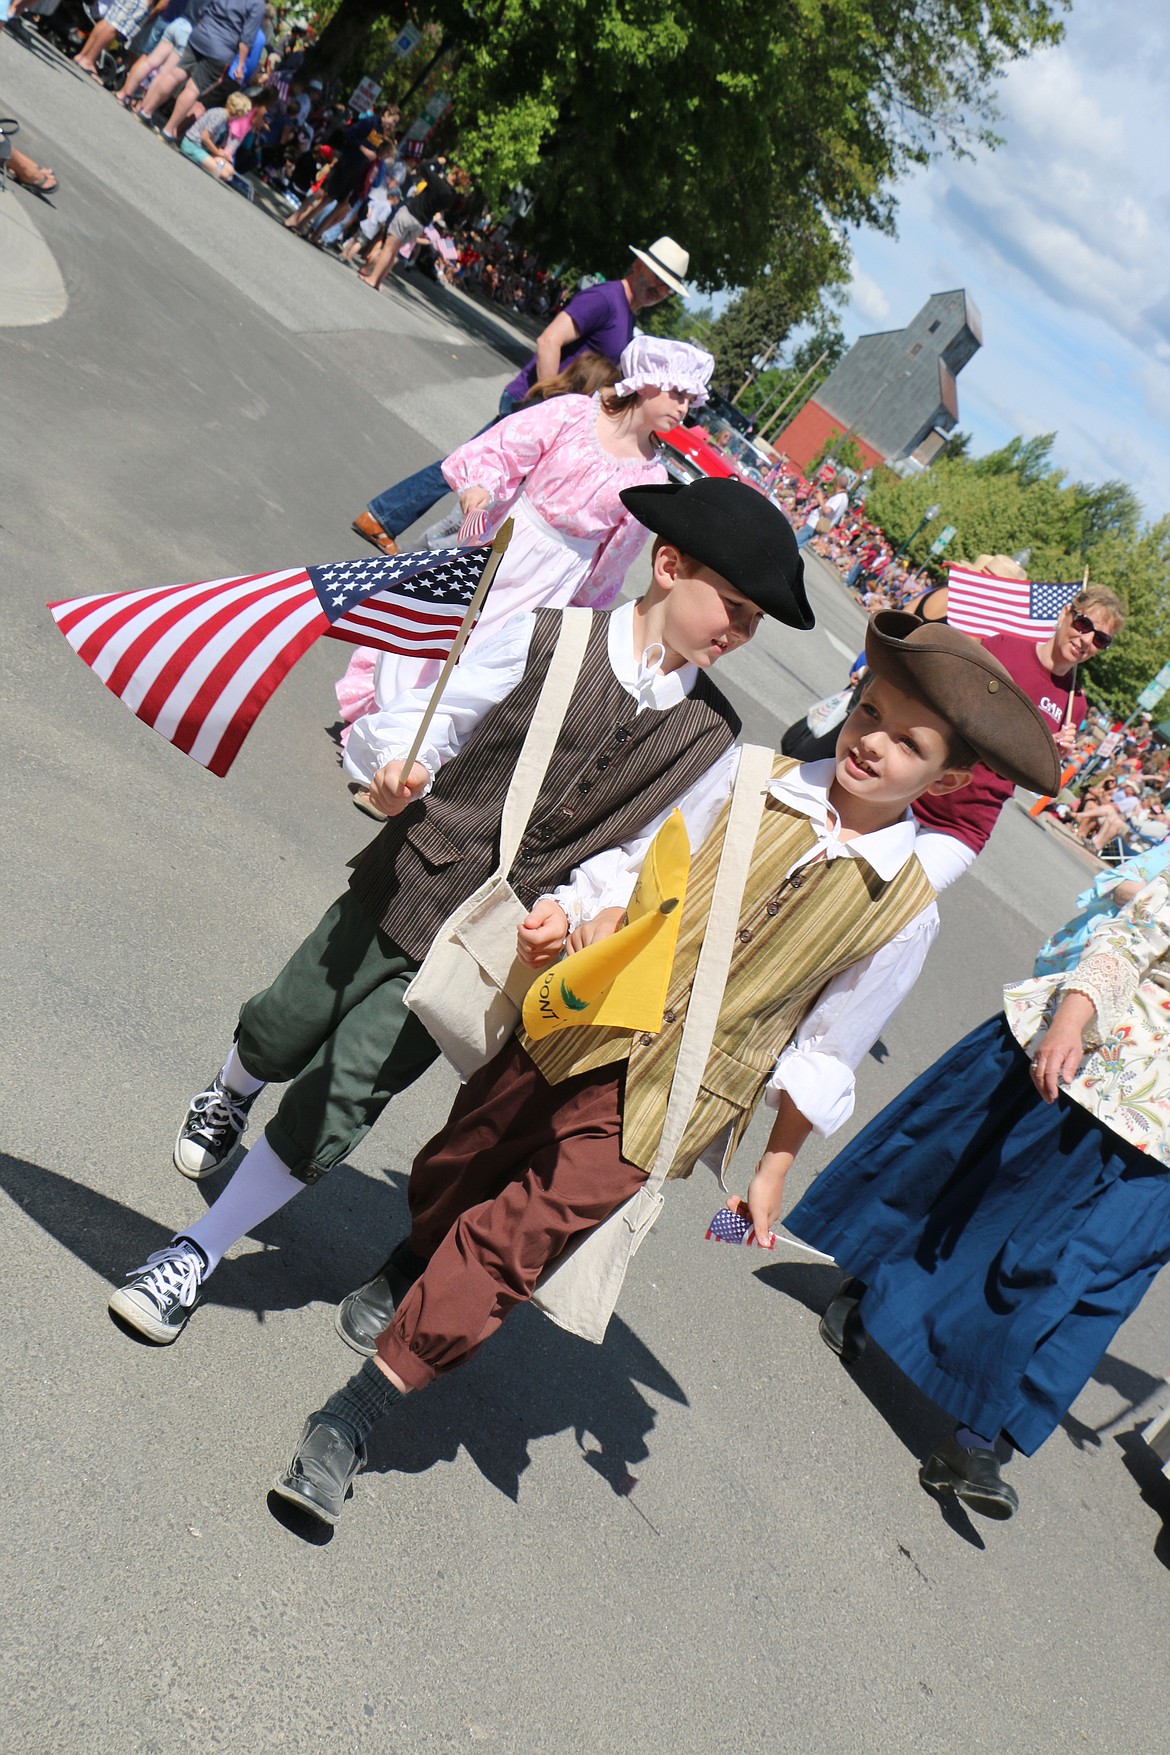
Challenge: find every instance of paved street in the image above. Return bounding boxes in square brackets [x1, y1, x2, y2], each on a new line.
[2, 34, 1167, 1755]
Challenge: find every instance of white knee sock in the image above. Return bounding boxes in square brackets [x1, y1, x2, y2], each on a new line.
[180, 1135, 304, 1273]
[220, 1042, 266, 1098]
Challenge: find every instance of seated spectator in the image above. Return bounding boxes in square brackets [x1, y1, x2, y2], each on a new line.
[230, 87, 277, 173]
[1075, 783, 1140, 854]
[179, 90, 252, 178]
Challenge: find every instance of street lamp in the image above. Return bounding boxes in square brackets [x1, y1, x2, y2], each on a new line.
[894, 502, 941, 559]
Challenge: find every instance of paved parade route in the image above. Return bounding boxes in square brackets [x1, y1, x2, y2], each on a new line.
[2, 35, 1168, 1755]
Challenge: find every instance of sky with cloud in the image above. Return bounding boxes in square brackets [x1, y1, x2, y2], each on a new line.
[838, 1, 1170, 521]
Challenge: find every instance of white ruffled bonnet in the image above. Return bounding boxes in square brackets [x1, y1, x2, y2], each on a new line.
[613, 337, 714, 406]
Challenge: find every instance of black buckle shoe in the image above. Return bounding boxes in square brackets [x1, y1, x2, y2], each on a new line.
[919, 1434, 1018, 1520]
[272, 1418, 366, 1525]
[335, 1240, 427, 1356]
[818, 1276, 868, 1363]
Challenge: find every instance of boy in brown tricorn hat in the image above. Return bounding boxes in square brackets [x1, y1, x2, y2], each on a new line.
[273, 613, 1063, 1527]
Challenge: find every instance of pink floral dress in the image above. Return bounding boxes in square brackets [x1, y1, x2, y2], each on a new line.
[337, 393, 665, 722]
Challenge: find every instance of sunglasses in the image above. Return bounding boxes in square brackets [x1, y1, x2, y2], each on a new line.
[1069, 610, 1114, 651]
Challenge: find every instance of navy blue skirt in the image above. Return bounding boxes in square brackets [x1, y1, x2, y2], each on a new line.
[787, 1014, 1170, 1453]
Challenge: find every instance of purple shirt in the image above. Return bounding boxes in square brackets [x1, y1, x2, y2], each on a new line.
[503, 279, 635, 402]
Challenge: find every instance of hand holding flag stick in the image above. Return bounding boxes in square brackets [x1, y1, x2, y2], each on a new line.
[1063, 564, 1091, 732]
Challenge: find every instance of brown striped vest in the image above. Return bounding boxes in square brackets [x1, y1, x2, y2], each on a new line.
[347, 608, 741, 960]
[524, 754, 936, 1178]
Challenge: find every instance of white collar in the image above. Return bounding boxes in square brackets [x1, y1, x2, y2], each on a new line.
[607, 600, 698, 711]
[769, 759, 920, 880]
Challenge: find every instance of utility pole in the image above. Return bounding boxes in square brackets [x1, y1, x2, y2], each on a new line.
[732, 342, 779, 407]
[758, 351, 828, 440]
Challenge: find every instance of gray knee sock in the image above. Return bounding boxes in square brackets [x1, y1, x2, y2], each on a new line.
[315, 1359, 403, 1452]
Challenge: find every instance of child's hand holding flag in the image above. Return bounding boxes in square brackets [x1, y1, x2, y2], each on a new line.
[522, 811, 690, 1039]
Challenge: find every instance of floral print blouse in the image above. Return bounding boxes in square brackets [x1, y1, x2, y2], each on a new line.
[1004, 878, 1170, 1164]
[441, 393, 667, 607]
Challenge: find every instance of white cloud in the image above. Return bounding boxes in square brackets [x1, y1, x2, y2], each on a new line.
[846, 264, 890, 326]
[835, 0, 1170, 516]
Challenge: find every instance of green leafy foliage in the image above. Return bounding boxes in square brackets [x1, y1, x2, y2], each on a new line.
[309, 0, 1066, 289]
[808, 429, 866, 476]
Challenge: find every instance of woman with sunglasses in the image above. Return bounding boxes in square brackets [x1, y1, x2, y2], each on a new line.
[911, 582, 1126, 881]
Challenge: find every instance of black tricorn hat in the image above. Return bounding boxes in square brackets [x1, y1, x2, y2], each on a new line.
[865, 611, 1062, 795]
[619, 477, 815, 630]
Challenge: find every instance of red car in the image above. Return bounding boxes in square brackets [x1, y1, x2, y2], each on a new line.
[653, 423, 736, 485]
[654, 423, 773, 495]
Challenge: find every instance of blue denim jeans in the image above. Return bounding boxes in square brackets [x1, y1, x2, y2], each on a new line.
[366, 392, 516, 535]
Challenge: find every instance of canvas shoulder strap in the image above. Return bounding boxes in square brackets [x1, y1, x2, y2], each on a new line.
[494, 608, 593, 875]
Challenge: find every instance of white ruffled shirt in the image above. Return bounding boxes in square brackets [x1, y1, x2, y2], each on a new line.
[554, 758, 941, 1140]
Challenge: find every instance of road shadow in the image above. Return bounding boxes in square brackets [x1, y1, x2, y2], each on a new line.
[0, 1146, 413, 1321]
[1114, 1427, 1170, 1571]
[1060, 1350, 1169, 1452]
[2, 1148, 688, 1507]
[754, 1258, 989, 1548]
[360, 1304, 687, 1507]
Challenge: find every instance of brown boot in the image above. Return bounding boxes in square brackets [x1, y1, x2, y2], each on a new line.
[352, 512, 398, 556]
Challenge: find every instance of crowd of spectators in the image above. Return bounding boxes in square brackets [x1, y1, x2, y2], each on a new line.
[1038, 711, 1170, 857]
[5, 0, 571, 317]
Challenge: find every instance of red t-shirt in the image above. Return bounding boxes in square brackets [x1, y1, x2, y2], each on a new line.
[912, 633, 1085, 853]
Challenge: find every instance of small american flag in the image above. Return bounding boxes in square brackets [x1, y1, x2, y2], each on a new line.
[457, 507, 488, 545]
[49, 547, 490, 778]
[705, 1205, 775, 1250]
[946, 566, 1081, 639]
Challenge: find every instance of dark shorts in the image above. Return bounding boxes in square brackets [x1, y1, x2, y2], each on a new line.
[177, 45, 228, 97]
[324, 160, 365, 203]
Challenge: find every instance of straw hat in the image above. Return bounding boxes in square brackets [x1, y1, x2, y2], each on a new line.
[629, 237, 690, 298]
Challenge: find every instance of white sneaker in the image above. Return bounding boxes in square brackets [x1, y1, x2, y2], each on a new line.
[173, 1074, 259, 1178]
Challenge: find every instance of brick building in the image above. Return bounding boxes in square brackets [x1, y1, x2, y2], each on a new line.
[779, 289, 982, 472]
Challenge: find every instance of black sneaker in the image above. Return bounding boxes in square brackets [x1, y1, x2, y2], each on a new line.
[173, 1074, 259, 1178]
[108, 1238, 209, 1344]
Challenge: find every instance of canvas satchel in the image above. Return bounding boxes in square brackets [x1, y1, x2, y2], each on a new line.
[532, 744, 775, 1342]
[403, 608, 592, 1081]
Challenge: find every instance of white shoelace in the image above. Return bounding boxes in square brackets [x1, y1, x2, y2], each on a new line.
[127, 1243, 205, 1309]
[188, 1082, 249, 1137]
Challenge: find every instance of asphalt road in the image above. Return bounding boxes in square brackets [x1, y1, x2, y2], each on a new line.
[2, 32, 1168, 1755]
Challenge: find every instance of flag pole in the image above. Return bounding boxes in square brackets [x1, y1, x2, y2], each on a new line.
[395, 517, 514, 789]
[1064, 565, 1089, 729]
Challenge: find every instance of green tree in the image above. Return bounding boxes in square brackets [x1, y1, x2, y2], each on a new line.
[703, 237, 851, 385]
[306, 1, 1067, 289]
[808, 429, 866, 476]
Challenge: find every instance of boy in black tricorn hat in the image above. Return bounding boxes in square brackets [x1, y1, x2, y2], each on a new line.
[108, 479, 814, 1346]
[271, 612, 1063, 1525]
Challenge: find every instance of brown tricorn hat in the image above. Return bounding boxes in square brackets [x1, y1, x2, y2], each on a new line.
[865, 612, 1062, 795]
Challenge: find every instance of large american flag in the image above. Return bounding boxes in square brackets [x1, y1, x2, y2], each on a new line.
[946, 565, 1081, 639]
[49, 547, 490, 778]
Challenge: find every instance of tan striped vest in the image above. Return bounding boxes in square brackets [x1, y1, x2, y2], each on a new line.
[524, 755, 936, 1179]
